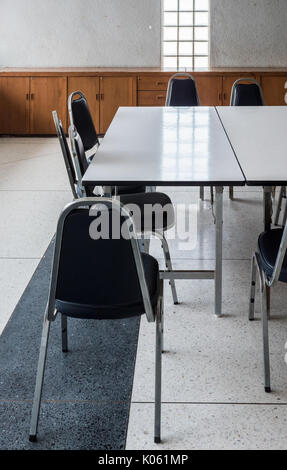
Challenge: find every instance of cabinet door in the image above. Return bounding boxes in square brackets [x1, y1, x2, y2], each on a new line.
[261, 76, 287, 105]
[195, 76, 222, 106]
[68, 77, 100, 131]
[30, 77, 67, 134]
[222, 75, 259, 105]
[99, 77, 137, 133]
[0, 77, 30, 134]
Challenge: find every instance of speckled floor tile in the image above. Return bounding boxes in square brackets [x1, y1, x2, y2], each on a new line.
[126, 403, 287, 450]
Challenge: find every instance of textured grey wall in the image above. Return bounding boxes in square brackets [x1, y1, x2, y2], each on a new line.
[2, 0, 287, 68]
[0, 0, 160, 67]
[210, 0, 287, 67]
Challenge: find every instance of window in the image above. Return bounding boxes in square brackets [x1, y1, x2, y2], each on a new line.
[162, 0, 209, 69]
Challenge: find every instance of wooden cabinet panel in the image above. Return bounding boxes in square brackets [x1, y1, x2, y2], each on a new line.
[99, 77, 137, 133]
[0, 77, 30, 134]
[195, 76, 222, 106]
[261, 76, 287, 105]
[138, 91, 167, 106]
[137, 76, 170, 91]
[222, 74, 259, 105]
[68, 77, 100, 131]
[30, 77, 67, 134]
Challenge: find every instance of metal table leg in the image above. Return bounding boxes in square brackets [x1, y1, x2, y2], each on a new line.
[263, 186, 273, 231]
[215, 186, 223, 317]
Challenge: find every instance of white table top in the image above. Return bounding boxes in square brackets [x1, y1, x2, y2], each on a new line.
[217, 106, 287, 185]
[82, 107, 244, 187]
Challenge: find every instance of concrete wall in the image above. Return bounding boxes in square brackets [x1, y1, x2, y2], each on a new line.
[0, 0, 161, 67]
[210, 0, 287, 67]
[1, 0, 287, 68]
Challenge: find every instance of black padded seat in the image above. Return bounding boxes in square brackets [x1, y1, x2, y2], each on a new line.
[232, 84, 264, 106]
[168, 79, 199, 106]
[258, 229, 287, 281]
[120, 191, 175, 231]
[55, 209, 160, 319]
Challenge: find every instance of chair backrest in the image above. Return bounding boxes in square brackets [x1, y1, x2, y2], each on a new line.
[47, 198, 155, 322]
[68, 91, 100, 152]
[166, 73, 200, 106]
[52, 110, 78, 199]
[230, 78, 264, 106]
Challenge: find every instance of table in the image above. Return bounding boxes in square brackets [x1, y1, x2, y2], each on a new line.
[217, 106, 287, 230]
[83, 107, 245, 316]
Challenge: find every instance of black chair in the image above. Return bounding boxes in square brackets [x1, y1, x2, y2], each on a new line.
[68, 91, 145, 196]
[166, 73, 213, 203]
[249, 222, 287, 393]
[52, 110, 95, 198]
[230, 78, 265, 107]
[29, 198, 164, 444]
[165, 72, 200, 107]
[229, 78, 265, 199]
[69, 125, 179, 305]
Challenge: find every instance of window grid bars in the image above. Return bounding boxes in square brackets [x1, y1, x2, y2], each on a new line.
[162, 0, 209, 69]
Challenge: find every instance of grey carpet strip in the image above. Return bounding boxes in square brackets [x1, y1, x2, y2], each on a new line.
[0, 239, 140, 450]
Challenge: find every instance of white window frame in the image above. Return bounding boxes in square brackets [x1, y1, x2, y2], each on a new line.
[161, 0, 210, 69]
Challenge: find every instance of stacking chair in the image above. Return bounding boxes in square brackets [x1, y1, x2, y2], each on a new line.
[52, 110, 95, 198]
[69, 125, 179, 305]
[249, 221, 287, 393]
[68, 90, 145, 196]
[166, 73, 213, 203]
[230, 78, 265, 199]
[29, 198, 164, 444]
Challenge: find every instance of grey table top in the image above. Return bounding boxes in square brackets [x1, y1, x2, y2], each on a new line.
[82, 106, 245, 187]
[217, 106, 287, 186]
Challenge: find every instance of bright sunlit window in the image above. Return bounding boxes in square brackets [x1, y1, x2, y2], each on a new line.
[162, 0, 209, 69]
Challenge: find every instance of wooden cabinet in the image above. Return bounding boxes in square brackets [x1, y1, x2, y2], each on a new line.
[195, 76, 222, 106]
[261, 76, 287, 105]
[68, 77, 100, 131]
[99, 77, 137, 133]
[30, 77, 67, 134]
[222, 74, 259, 105]
[4, 68, 287, 136]
[0, 77, 30, 134]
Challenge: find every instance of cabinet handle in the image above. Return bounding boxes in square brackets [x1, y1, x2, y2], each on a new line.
[96, 93, 100, 101]
[100, 93, 104, 100]
[157, 81, 165, 86]
[31, 93, 35, 100]
[223, 92, 227, 101]
[218, 92, 222, 101]
[26, 93, 29, 100]
[156, 95, 165, 99]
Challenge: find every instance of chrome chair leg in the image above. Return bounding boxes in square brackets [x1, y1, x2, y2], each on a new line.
[61, 314, 68, 353]
[210, 186, 214, 205]
[266, 285, 271, 320]
[29, 312, 51, 442]
[282, 198, 287, 227]
[249, 254, 256, 321]
[260, 285, 271, 393]
[200, 186, 204, 201]
[161, 233, 179, 305]
[274, 186, 284, 226]
[154, 303, 162, 444]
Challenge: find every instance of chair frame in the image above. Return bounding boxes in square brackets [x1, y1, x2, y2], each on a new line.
[249, 219, 287, 392]
[53, 110, 87, 198]
[29, 197, 164, 444]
